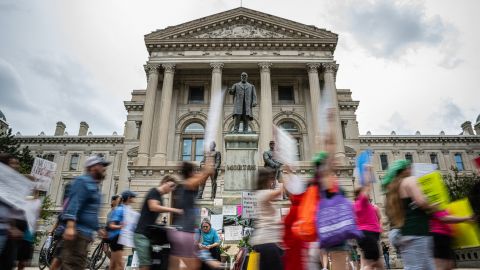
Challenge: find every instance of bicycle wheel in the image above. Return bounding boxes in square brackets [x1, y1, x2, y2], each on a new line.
[89, 242, 107, 270]
[45, 239, 59, 267]
[38, 240, 48, 270]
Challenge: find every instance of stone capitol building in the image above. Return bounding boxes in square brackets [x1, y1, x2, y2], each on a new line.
[6, 7, 480, 221]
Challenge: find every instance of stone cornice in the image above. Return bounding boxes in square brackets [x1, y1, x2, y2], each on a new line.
[124, 101, 144, 112]
[338, 101, 359, 110]
[14, 136, 125, 145]
[359, 135, 480, 144]
[145, 8, 337, 53]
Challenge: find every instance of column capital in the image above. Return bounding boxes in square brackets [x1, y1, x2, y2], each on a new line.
[258, 62, 272, 72]
[306, 63, 321, 73]
[144, 64, 161, 75]
[322, 62, 338, 74]
[162, 63, 176, 73]
[210, 62, 224, 72]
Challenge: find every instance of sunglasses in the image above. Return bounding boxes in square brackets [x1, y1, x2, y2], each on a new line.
[202, 226, 209, 228]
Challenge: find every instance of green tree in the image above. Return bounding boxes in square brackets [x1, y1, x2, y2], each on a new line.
[444, 167, 480, 201]
[0, 128, 35, 173]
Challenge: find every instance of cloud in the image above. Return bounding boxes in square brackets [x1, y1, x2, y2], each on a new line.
[379, 111, 414, 135]
[0, 58, 35, 112]
[324, 0, 462, 67]
[427, 99, 465, 133]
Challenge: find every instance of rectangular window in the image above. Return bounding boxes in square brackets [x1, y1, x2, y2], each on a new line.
[430, 153, 439, 167]
[454, 153, 464, 171]
[43, 154, 55, 162]
[405, 153, 413, 163]
[195, 139, 204, 161]
[188, 86, 204, 104]
[182, 139, 192, 161]
[380, 154, 389, 170]
[341, 121, 347, 140]
[69, 154, 79, 171]
[296, 138, 302, 161]
[278, 86, 294, 104]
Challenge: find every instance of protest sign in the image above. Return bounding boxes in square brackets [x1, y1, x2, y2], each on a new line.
[210, 214, 224, 230]
[412, 163, 437, 178]
[118, 205, 140, 248]
[417, 171, 450, 209]
[242, 192, 257, 218]
[31, 157, 57, 191]
[224, 225, 243, 241]
[447, 199, 480, 248]
[222, 205, 237, 216]
[0, 163, 34, 211]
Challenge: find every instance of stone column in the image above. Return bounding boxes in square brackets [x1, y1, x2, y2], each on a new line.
[210, 62, 224, 153]
[137, 64, 160, 165]
[152, 63, 176, 165]
[258, 62, 273, 155]
[306, 63, 322, 150]
[323, 62, 346, 163]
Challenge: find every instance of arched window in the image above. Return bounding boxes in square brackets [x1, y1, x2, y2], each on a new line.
[181, 122, 204, 161]
[278, 121, 302, 160]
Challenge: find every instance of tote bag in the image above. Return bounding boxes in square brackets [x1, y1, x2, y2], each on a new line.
[316, 192, 362, 248]
[292, 184, 319, 242]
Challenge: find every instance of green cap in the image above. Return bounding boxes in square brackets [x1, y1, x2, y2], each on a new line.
[313, 151, 329, 166]
[381, 159, 411, 189]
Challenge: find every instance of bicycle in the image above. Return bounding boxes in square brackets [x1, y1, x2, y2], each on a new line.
[88, 239, 109, 270]
[38, 236, 59, 270]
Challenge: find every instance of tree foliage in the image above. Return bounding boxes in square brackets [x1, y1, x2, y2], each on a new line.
[0, 128, 34, 173]
[443, 167, 480, 201]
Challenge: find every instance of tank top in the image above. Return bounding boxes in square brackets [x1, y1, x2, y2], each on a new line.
[401, 198, 430, 236]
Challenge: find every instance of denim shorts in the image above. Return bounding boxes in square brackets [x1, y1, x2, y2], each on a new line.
[134, 233, 151, 266]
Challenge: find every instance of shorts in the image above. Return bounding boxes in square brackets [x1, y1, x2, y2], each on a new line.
[134, 233, 151, 266]
[17, 240, 34, 261]
[168, 229, 197, 257]
[109, 235, 124, 252]
[432, 233, 454, 260]
[357, 231, 380, 260]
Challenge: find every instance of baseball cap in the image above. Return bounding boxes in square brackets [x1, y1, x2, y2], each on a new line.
[121, 190, 137, 201]
[84, 155, 111, 168]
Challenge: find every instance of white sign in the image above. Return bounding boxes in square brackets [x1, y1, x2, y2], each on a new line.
[201, 207, 209, 217]
[412, 163, 438, 177]
[118, 205, 140, 248]
[31, 157, 57, 191]
[242, 192, 257, 218]
[213, 198, 223, 207]
[0, 163, 34, 211]
[222, 205, 237, 216]
[224, 225, 243, 241]
[210, 214, 223, 230]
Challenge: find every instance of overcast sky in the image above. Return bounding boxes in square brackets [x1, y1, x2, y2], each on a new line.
[0, 0, 478, 136]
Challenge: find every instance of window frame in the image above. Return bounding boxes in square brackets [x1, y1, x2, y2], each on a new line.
[277, 85, 295, 104]
[180, 122, 205, 162]
[430, 153, 439, 167]
[69, 154, 79, 171]
[278, 121, 302, 160]
[188, 85, 205, 104]
[380, 154, 389, 171]
[454, 153, 465, 171]
[405, 153, 413, 163]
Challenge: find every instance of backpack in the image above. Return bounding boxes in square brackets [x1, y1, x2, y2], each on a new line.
[292, 184, 319, 242]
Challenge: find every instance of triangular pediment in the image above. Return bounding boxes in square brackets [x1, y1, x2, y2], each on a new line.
[145, 7, 337, 47]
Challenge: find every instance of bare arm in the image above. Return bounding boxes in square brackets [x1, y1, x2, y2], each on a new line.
[405, 176, 431, 210]
[183, 170, 212, 190]
[147, 199, 182, 214]
[438, 215, 473, 224]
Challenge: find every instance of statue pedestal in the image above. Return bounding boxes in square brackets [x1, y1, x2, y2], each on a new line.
[222, 133, 259, 204]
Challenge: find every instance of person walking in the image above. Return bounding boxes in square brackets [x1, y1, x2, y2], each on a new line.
[134, 175, 182, 270]
[381, 242, 390, 269]
[382, 160, 437, 270]
[61, 155, 110, 270]
[168, 161, 214, 270]
[354, 181, 384, 270]
[250, 167, 287, 270]
[107, 190, 137, 270]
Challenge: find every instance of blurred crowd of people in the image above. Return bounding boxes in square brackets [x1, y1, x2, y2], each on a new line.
[0, 109, 478, 270]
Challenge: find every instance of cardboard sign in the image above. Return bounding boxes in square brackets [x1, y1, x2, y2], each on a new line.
[222, 205, 237, 216]
[213, 198, 223, 207]
[447, 199, 480, 248]
[417, 171, 450, 209]
[210, 214, 223, 230]
[224, 225, 243, 241]
[31, 157, 57, 191]
[242, 192, 257, 218]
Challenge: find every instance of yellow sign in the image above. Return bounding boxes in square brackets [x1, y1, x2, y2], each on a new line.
[447, 199, 480, 248]
[417, 171, 450, 209]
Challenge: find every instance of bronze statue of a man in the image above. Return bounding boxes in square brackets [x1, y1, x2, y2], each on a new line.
[229, 72, 257, 133]
[197, 141, 221, 199]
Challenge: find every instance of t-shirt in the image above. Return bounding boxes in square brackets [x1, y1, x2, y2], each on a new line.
[200, 228, 220, 246]
[250, 189, 282, 246]
[430, 210, 453, 236]
[135, 188, 163, 235]
[354, 193, 381, 233]
[107, 204, 124, 240]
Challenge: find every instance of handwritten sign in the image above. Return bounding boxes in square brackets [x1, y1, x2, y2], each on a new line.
[224, 225, 243, 241]
[222, 205, 237, 216]
[242, 192, 257, 218]
[417, 171, 450, 209]
[31, 157, 57, 191]
[210, 214, 224, 230]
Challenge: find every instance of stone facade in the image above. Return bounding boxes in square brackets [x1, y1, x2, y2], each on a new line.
[9, 8, 480, 222]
